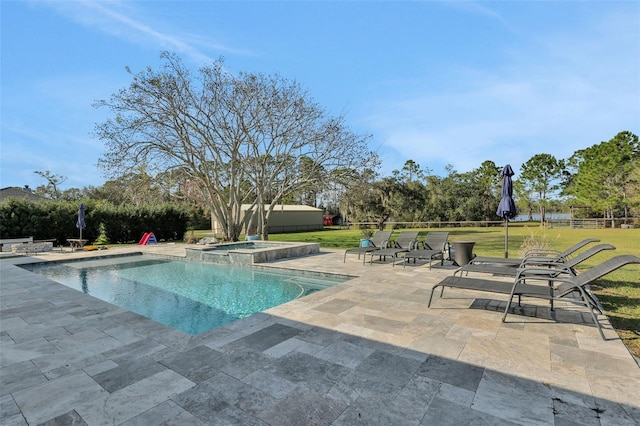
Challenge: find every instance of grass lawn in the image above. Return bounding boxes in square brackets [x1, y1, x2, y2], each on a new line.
[257, 223, 639, 358]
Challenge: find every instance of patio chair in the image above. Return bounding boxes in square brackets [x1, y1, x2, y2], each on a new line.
[469, 238, 601, 267]
[454, 243, 616, 278]
[428, 254, 640, 339]
[403, 231, 450, 269]
[343, 230, 392, 264]
[368, 231, 419, 266]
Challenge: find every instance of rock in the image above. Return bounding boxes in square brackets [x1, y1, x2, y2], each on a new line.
[198, 237, 219, 245]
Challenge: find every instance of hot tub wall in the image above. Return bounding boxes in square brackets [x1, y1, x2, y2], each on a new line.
[251, 242, 319, 263]
[185, 242, 319, 265]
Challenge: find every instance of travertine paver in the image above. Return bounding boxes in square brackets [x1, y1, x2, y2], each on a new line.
[12, 370, 107, 425]
[120, 400, 204, 426]
[75, 369, 195, 426]
[1, 245, 639, 425]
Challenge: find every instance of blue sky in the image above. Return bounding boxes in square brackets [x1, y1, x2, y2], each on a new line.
[2, 1, 639, 191]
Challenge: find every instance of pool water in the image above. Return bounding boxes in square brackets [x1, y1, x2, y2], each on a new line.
[207, 242, 270, 250]
[22, 256, 347, 335]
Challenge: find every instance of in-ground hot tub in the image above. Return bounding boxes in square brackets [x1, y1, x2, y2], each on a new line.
[185, 241, 320, 265]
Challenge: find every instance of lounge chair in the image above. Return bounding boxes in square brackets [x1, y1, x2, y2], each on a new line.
[453, 243, 616, 278]
[368, 231, 419, 266]
[469, 238, 601, 267]
[440, 245, 616, 312]
[428, 254, 640, 339]
[403, 231, 450, 269]
[343, 230, 392, 264]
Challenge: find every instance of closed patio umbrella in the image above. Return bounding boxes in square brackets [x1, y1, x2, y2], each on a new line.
[496, 165, 517, 258]
[76, 203, 86, 249]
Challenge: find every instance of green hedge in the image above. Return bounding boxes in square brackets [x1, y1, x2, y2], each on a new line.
[0, 198, 188, 245]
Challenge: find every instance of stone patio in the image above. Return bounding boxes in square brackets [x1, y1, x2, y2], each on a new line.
[1, 245, 639, 425]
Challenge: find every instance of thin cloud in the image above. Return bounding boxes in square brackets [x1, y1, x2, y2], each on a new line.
[82, 0, 214, 64]
[442, 1, 511, 28]
[41, 0, 251, 65]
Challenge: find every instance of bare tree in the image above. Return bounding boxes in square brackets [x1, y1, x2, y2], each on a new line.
[94, 52, 375, 240]
[34, 170, 67, 200]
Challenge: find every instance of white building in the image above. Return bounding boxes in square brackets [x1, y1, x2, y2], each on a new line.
[212, 204, 324, 236]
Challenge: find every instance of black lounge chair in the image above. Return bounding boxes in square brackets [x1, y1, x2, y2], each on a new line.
[403, 231, 450, 269]
[454, 243, 616, 278]
[428, 254, 640, 339]
[343, 230, 392, 264]
[469, 238, 601, 267]
[368, 231, 419, 266]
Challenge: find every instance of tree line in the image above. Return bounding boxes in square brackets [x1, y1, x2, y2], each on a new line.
[25, 129, 638, 239]
[339, 131, 638, 227]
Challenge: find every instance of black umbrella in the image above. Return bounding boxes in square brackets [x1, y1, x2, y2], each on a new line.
[496, 165, 517, 258]
[76, 203, 86, 249]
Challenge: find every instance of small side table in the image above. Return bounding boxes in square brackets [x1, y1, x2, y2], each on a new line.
[452, 241, 476, 266]
[67, 238, 88, 251]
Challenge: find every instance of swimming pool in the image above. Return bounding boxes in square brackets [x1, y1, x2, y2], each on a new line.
[22, 255, 349, 335]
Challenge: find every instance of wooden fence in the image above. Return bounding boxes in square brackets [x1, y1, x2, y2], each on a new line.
[343, 221, 505, 229]
[547, 218, 637, 229]
[345, 219, 638, 230]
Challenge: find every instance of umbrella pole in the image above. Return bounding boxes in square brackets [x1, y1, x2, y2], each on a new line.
[504, 220, 509, 258]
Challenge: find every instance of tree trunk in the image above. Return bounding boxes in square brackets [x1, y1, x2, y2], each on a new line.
[210, 212, 217, 238]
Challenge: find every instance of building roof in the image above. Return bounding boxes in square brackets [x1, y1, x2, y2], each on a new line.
[0, 186, 44, 202]
[241, 204, 323, 212]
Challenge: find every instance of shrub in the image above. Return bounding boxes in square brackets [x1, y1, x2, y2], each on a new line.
[0, 199, 188, 245]
[518, 227, 559, 257]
